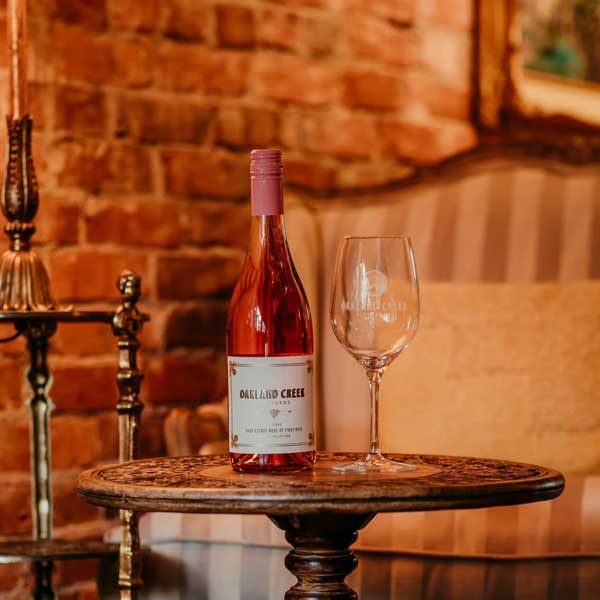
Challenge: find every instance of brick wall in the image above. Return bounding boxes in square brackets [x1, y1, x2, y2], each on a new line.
[0, 0, 476, 596]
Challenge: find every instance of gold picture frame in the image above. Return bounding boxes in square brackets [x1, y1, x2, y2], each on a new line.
[476, 0, 600, 163]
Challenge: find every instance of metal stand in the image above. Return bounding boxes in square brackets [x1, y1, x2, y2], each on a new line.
[0, 277, 148, 598]
[0, 103, 148, 600]
[25, 321, 55, 543]
[113, 271, 145, 599]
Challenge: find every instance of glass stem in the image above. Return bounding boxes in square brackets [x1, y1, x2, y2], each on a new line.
[367, 369, 383, 458]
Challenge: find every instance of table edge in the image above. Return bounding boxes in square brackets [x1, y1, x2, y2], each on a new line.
[76, 482, 564, 515]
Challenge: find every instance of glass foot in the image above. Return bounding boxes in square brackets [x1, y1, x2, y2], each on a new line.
[332, 454, 416, 473]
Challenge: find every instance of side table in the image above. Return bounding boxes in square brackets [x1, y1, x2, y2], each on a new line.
[77, 453, 564, 600]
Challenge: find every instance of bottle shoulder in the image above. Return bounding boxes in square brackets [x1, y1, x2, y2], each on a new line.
[230, 250, 312, 317]
[227, 252, 313, 355]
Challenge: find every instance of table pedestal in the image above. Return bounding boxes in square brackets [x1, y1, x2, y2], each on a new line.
[270, 513, 374, 600]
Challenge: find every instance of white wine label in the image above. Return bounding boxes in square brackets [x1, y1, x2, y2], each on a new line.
[228, 355, 315, 454]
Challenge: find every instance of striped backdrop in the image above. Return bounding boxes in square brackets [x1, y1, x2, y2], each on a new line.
[135, 477, 600, 599]
[136, 542, 599, 600]
[284, 159, 600, 458]
[307, 162, 600, 283]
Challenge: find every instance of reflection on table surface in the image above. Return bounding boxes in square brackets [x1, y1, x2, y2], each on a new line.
[92, 540, 600, 600]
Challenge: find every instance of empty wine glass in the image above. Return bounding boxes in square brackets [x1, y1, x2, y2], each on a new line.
[329, 236, 420, 472]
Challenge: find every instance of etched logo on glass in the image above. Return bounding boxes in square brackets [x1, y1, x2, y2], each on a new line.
[342, 270, 407, 317]
[363, 270, 388, 299]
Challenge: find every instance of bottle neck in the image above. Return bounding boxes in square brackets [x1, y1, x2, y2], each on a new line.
[249, 214, 287, 248]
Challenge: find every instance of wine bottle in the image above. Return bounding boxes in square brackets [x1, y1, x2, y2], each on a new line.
[226, 149, 316, 473]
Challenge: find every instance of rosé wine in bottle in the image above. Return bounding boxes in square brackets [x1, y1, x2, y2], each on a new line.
[226, 149, 316, 473]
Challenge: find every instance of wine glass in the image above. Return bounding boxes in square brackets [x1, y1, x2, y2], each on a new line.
[329, 236, 420, 472]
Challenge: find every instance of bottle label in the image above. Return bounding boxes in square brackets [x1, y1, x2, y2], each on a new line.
[228, 355, 315, 454]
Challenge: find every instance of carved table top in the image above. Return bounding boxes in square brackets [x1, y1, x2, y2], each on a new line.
[77, 453, 564, 515]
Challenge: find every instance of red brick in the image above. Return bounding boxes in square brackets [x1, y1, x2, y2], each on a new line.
[335, 161, 414, 189]
[35, 196, 81, 244]
[162, 149, 248, 198]
[344, 70, 412, 110]
[165, 303, 228, 350]
[0, 563, 27, 592]
[31, 135, 50, 182]
[146, 353, 218, 405]
[162, 0, 209, 42]
[55, 86, 107, 135]
[380, 114, 477, 164]
[52, 26, 113, 85]
[279, 110, 302, 148]
[52, 363, 117, 411]
[415, 0, 473, 30]
[156, 251, 243, 300]
[418, 76, 472, 120]
[285, 158, 337, 191]
[139, 410, 166, 457]
[0, 15, 6, 70]
[346, 0, 415, 24]
[303, 114, 379, 158]
[50, 249, 148, 302]
[111, 37, 156, 88]
[52, 415, 102, 469]
[53, 472, 103, 527]
[85, 198, 182, 248]
[303, 16, 339, 57]
[157, 45, 248, 95]
[54, 561, 102, 588]
[54, 579, 100, 599]
[0, 325, 26, 357]
[107, 0, 159, 32]
[53, 25, 154, 88]
[0, 415, 30, 471]
[137, 306, 166, 352]
[421, 25, 471, 86]
[33, 0, 107, 30]
[52, 413, 118, 469]
[57, 141, 152, 194]
[217, 105, 278, 149]
[212, 353, 228, 401]
[343, 15, 417, 66]
[95, 412, 119, 462]
[116, 96, 214, 144]
[185, 200, 250, 247]
[29, 82, 50, 129]
[254, 55, 341, 106]
[256, 8, 299, 51]
[53, 322, 116, 357]
[217, 4, 255, 48]
[0, 359, 24, 409]
[280, 0, 328, 5]
[0, 476, 31, 534]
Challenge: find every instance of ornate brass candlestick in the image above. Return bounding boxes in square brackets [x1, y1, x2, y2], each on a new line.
[1, 0, 55, 311]
[0, 113, 55, 311]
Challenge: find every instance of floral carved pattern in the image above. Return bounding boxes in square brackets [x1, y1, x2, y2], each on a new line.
[78, 453, 564, 515]
[92, 453, 554, 492]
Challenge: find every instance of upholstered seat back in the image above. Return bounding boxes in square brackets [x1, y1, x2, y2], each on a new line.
[287, 159, 600, 474]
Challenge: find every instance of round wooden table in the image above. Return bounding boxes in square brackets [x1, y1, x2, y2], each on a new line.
[77, 453, 564, 600]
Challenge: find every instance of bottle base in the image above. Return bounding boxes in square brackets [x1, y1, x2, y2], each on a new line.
[230, 451, 316, 474]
